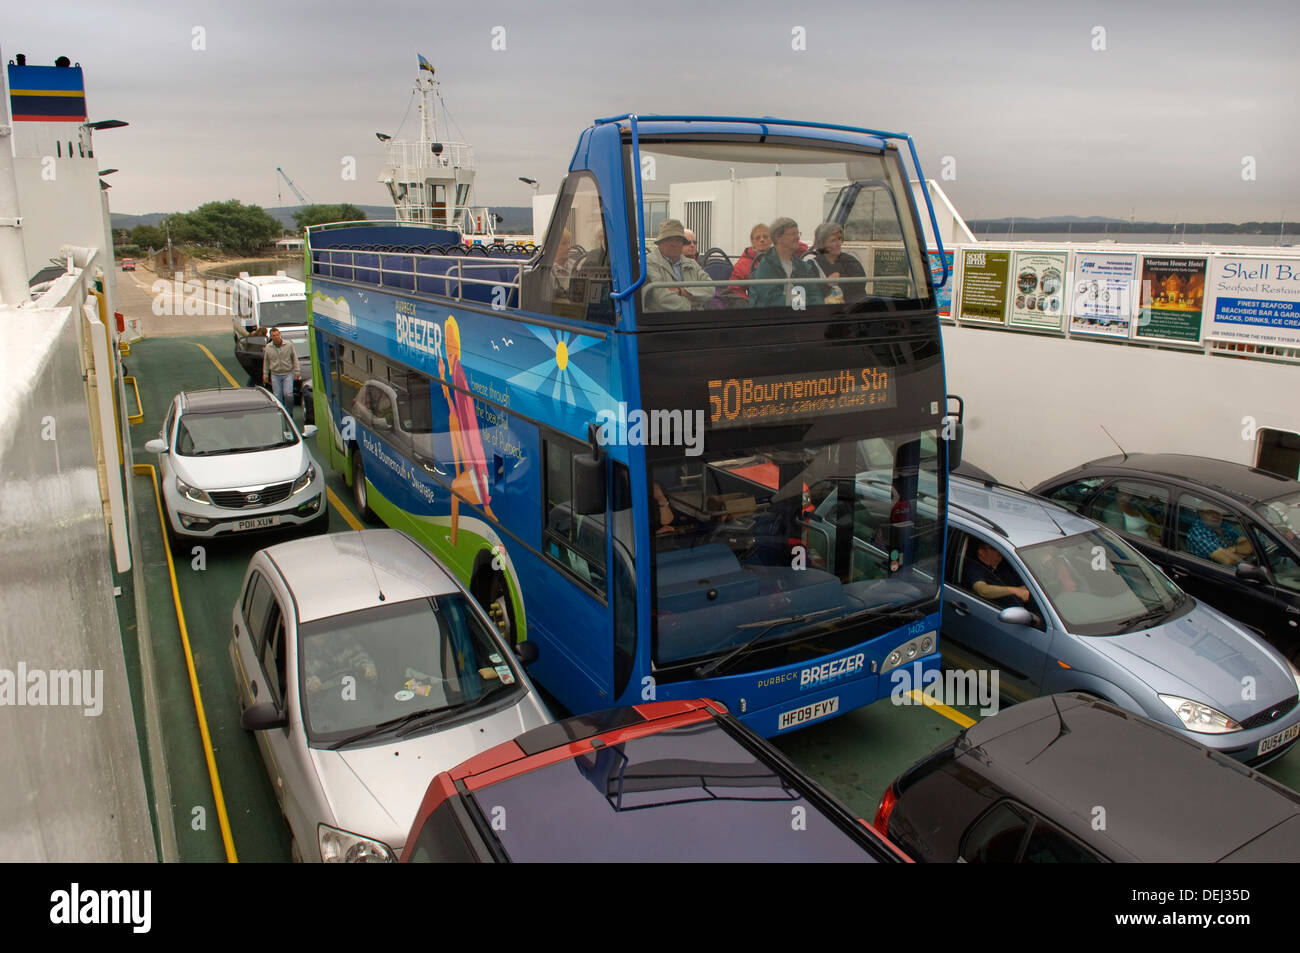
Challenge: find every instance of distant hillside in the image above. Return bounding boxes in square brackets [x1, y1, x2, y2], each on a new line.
[113, 204, 534, 233]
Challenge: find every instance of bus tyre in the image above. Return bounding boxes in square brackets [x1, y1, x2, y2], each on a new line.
[350, 449, 377, 523]
[483, 571, 516, 644]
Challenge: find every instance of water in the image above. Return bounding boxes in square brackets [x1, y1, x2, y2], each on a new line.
[970, 231, 1293, 249]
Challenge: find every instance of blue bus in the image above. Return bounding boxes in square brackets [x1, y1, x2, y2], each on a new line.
[306, 115, 955, 737]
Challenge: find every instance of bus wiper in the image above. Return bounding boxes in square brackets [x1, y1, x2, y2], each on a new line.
[692, 601, 927, 681]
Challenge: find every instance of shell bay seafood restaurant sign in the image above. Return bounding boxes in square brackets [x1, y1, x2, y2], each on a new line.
[1207, 256, 1300, 349]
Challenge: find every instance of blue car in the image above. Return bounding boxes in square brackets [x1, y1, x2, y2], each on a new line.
[941, 476, 1300, 767]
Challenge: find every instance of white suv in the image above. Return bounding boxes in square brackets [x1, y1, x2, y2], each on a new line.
[146, 387, 326, 545]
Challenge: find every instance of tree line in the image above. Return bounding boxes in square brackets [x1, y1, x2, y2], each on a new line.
[117, 202, 367, 257]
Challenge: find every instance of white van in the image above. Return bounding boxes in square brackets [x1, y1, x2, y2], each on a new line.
[231, 271, 308, 339]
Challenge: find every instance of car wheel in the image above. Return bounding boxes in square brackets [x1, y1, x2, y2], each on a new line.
[350, 449, 377, 523]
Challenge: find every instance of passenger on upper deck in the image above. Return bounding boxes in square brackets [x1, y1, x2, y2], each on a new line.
[812, 222, 866, 305]
[748, 218, 825, 310]
[644, 219, 713, 312]
[728, 223, 772, 300]
[546, 228, 574, 300]
[683, 228, 700, 263]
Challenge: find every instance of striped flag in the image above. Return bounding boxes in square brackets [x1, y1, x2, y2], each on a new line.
[417, 54, 435, 75]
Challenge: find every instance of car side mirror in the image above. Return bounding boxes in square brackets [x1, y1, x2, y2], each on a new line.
[145, 439, 167, 454]
[512, 640, 539, 665]
[302, 424, 318, 438]
[240, 701, 288, 731]
[1236, 562, 1269, 584]
[998, 606, 1033, 626]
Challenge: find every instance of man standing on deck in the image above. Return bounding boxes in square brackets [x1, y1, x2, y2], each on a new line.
[262, 326, 300, 413]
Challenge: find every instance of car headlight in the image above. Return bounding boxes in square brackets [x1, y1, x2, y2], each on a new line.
[292, 463, 316, 494]
[1288, 659, 1300, 696]
[318, 824, 395, 863]
[176, 477, 211, 505]
[1158, 694, 1242, 734]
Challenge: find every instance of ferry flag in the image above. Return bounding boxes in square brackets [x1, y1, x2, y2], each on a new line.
[417, 54, 435, 75]
[7, 64, 87, 122]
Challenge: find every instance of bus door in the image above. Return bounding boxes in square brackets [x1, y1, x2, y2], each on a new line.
[534, 434, 615, 712]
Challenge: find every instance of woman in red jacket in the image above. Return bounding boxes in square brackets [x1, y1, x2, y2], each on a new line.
[728, 223, 772, 299]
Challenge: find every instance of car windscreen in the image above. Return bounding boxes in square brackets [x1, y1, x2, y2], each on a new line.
[1019, 529, 1188, 636]
[299, 594, 521, 746]
[470, 718, 881, 861]
[1257, 492, 1300, 550]
[259, 298, 307, 328]
[175, 406, 297, 455]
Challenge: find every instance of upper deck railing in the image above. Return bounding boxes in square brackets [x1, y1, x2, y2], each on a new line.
[384, 139, 475, 172]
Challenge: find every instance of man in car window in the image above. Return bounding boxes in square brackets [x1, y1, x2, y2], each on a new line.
[962, 542, 1031, 608]
[1187, 507, 1252, 566]
[304, 631, 378, 694]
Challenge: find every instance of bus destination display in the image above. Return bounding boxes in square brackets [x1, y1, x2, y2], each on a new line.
[707, 367, 895, 429]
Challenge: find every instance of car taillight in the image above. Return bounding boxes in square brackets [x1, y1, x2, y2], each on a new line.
[873, 782, 899, 835]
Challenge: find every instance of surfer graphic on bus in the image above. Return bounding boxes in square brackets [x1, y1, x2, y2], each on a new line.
[439, 315, 495, 544]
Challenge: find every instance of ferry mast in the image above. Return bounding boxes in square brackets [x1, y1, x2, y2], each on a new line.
[379, 56, 494, 239]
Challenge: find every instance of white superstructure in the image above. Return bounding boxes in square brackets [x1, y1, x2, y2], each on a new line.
[379, 58, 498, 241]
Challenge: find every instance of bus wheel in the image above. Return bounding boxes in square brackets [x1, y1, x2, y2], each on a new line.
[483, 572, 516, 644]
[350, 449, 376, 523]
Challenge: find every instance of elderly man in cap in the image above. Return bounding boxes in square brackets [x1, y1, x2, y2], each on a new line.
[644, 219, 713, 312]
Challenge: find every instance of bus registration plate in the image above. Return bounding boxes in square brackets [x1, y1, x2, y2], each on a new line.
[778, 696, 839, 732]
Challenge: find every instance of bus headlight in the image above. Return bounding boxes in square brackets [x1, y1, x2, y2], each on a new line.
[880, 631, 937, 674]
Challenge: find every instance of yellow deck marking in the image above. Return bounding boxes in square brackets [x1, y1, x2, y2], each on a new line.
[327, 486, 363, 530]
[905, 689, 977, 728]
[134, 463, 239, 863]
[192, 342, 240, 387]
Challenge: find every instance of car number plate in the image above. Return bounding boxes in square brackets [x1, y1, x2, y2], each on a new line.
[1258, 721, 1300, 756]
[778, 696, 839, 732]
[235, 516, 278, 532]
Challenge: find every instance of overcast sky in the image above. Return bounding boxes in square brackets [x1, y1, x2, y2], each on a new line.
[5, 0, 1297, 221]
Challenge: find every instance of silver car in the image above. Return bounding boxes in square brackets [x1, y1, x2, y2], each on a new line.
[146, 387, 326, 544]
[230, 529, 551, 862]
[942, 476, 1300, 767]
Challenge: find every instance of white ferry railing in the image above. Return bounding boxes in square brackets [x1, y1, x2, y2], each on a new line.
[385, 139, 475, 171]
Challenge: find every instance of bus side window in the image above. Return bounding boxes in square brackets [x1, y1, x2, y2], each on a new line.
[523, 173, 614, 323]
[543, 436, 606, 593]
